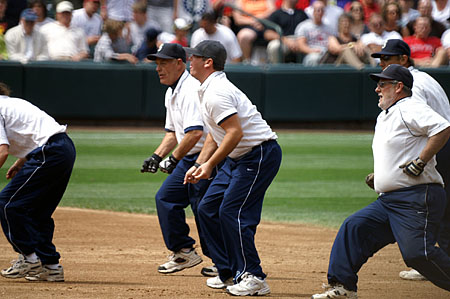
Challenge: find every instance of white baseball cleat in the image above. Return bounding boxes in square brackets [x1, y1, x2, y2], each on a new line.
[311, 283, 357, 299]
[399, 269, 427, 281]
[158, 248, 202, 274]
[1, 255, 42, 279]
[206, 275, 233, 289]
[226, 272, 270, 296]
[26, 265, 64, 282]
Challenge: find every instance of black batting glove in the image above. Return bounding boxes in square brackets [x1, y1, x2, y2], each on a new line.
[159, 154, 179, 174]
[399, 157, 426, 177]
[141, 153, 162, 173]
[365, 173, 374, 190]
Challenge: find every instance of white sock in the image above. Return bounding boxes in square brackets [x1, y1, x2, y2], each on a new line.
[25, 253, 39, 263]
[180, 248, 192, 253]
[45, 263, 60, 270]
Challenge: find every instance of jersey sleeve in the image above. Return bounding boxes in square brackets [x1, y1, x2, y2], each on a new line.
[400, 100, 450, 137]
[206, 90, 238, 125]
[181, 92, 204, 133]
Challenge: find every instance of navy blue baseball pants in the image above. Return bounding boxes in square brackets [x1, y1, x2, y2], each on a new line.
[155, 153, 213, 256]
[197, 140, 282, 282]
[436, 138, 450, 255]
[0, 133, 76, 265]
[327, 184, 450, 292]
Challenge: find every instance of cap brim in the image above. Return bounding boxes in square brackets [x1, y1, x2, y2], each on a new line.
[147, 53, 179, 60]
[184, 47, 203, 57]
[371, 50, 403, 58]
[369, 73, 395, 82]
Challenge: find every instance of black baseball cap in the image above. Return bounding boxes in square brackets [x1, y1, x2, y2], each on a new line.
[369, 64, 413, 89]
[147, 43, 186, 63]
[184, 40, 227, 69]
[371, 39, 411, 58]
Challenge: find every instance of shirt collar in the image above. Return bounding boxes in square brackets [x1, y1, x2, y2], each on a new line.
[170, 70, 189, 97]
[385, 96, 409, 114]
[198, 71, 223, 103]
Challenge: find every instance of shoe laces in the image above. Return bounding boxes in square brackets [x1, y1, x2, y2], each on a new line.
[10, 255, 26, 268]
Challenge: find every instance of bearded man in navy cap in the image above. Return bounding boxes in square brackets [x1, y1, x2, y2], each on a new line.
[370, 38, 450, 281]
[312, 64, 450, 299]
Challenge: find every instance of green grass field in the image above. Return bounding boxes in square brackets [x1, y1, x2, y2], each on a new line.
[0, 130, 378, 228]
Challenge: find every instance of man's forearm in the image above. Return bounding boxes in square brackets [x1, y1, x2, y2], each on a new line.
[154, 132, 178, 158]
[171, 130, 203, 160]
[195, 133, 218, 165]
[420, 127, 450, 163]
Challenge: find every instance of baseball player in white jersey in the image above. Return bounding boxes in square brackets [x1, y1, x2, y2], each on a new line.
[141, 43, 217, 276]
[0, 83, 76, 282]
[370, 39, 450, 281]
[312, 65, 450, 299]
[183, 40, 282, 296]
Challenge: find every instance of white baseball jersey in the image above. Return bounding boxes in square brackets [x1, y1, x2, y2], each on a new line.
[0, 96, 66, 158]
[372, 97, 450, 193]
[409, 66, 450, 123]
[197, 71, 277, 159]
[190, 24, 243, 62]
[165, 70, 207, 155]
[71, 8, 103, 37]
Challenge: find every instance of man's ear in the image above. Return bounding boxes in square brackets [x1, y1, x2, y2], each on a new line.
[204, 58, 213, 69]
[400, 55, 409, 65]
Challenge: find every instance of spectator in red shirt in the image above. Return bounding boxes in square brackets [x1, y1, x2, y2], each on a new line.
[404, 16, 443, 66]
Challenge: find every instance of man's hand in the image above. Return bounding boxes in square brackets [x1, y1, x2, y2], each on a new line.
[141, 154, 162, 173]
[6, 158, 26, 179]
[365, 173, 374, 189]
[159, 154, 179, 174]
[184, 162, 213, 184]
[399, 158, 426, 177]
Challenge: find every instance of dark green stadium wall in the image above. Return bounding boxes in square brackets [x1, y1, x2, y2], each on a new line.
[0, 61, 448, 122]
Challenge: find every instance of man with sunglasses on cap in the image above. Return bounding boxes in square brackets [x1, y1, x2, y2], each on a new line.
[184, 40, 282, 296]
[140, 43, 215, 276]
[312, 64, 450, 298]
[370, 38, 450, 281]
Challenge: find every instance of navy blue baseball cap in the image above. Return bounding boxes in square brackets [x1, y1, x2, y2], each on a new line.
[20, 8, 38, 22]
[147, 43, 186, 63]
[184, 40, 227, 69]
[369, 64, 413, 89]
[371, 39, 411, 58]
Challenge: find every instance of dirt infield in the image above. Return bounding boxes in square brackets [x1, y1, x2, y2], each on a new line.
[0, 208, 448, 298]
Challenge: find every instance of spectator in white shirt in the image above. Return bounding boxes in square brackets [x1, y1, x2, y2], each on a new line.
[432, 0, 450, 26]
[71, 0, 103, 48]
[305, 0, 343, 31]
[296, 0, 335, 65]
[40, 1, 89, 61]
[190, 10, 242, 63]
[360, 13, 402, 56]
[5, 8, 48, 63]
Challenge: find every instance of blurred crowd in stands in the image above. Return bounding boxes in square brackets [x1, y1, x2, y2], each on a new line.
[0, 0, 449, 68]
